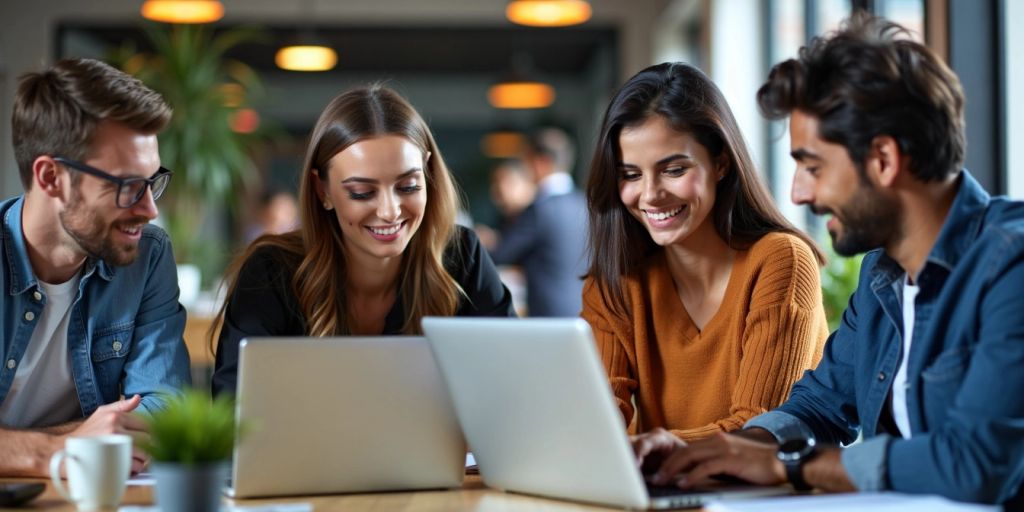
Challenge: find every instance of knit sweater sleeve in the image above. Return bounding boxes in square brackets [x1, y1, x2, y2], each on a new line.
[581, 278, 637, 426]
[670, 235, 828, 441]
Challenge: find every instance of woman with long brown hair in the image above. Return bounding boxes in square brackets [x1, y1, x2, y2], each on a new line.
[582, 63, 828, 447]
[212, 84, 515, 395]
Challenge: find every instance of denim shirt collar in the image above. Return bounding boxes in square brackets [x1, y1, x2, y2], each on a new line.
[870, 170, 990, 290]
[2, 196, 113, 296]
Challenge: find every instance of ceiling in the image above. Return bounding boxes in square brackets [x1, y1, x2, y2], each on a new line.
[58, 24, 618, 76]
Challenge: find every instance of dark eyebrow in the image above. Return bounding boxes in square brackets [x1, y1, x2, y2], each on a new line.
[341, 168, 422, 184]
[617, 153, 692, 169]
[790, 148, 821, 161]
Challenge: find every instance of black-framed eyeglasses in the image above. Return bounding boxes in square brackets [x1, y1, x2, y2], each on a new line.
[54, 157, 173, 209]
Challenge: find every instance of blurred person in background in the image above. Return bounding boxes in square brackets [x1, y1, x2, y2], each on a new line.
[487, 128, 588, 317]
[244, 188, 299, 243]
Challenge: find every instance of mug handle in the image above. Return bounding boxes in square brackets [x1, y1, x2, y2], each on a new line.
[49, 449, 75, 503]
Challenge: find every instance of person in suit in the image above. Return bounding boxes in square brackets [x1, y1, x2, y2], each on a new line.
[582, 62, 828, 442]
[487, 128, 588, 317]
[641, 14, 1024, 506]
[212, 84, 516, 396]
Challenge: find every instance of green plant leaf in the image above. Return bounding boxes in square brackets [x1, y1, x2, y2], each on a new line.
[138, 389, 247, 464]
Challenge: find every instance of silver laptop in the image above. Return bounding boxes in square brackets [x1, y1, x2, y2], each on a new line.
[228, 336, 466, 498]
[421, 317, 790, 509]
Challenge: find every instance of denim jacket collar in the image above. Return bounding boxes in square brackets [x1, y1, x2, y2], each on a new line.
[2, 196, 113, 297]
[870, 170, 989, 292]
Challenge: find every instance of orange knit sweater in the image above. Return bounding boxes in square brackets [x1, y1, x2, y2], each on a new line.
[582, 232, 828, 441]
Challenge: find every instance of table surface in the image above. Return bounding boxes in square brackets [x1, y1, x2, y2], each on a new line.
[2, 475, 685, 511]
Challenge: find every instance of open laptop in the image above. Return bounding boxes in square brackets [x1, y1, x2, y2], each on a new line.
[421, 317, 791, 509]
[227, 336, 466, 498]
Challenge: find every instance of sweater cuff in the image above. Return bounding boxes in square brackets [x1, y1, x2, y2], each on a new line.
[743, 410, 814, 443]
[840, 434, 891, 491]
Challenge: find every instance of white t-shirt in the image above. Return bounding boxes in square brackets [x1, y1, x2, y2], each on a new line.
[0, 273, 83, 428]
[892, 275, 920, 438]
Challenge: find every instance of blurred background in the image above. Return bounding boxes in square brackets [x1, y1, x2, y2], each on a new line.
[0, 0, 1019, 380]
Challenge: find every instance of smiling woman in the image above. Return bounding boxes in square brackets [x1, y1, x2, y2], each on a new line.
[581, 62, 829, 443]
[210, 84, 517, 396]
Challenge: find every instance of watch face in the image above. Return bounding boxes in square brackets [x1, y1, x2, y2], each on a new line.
[778, 438, 815, 460]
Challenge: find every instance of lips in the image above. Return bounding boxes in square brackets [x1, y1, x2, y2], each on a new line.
[366, 221, 404, 241]
[644, 206, 684, 221]
[115, 221, 145, 240]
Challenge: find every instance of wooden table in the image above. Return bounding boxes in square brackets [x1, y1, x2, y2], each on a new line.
[3, 476, 657, 511]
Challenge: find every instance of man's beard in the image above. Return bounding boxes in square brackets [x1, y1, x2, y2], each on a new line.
[815, 183, 900, 257]
[59, 189, 145, 267]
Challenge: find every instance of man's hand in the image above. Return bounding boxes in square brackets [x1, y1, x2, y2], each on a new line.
[651, 431, 786, 488]
[631, 427, 685, 475]
[65, 395, 150, 474]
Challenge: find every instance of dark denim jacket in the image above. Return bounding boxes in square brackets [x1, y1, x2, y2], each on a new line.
[0, 196, 191, 420]
[747, 171, 1024, 504]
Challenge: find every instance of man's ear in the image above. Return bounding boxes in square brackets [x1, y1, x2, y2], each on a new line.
[33, 156, 66, 199]
[865, 135, 904, 188]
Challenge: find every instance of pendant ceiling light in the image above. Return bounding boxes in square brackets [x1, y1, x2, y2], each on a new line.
[275, 0, 337, 72]
[506, 0, 592, 27]
[481, 130, 527, 158]
[488, 54, 555, 110]
[141, 0, 225, 24]
[275, 44, 338, 72]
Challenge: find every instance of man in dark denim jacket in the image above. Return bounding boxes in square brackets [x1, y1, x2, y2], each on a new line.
[0, 59, 190, 476]
[633, 14, 1024, 506]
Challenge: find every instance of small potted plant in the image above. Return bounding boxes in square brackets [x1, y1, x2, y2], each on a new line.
[140, 390, 241, 512]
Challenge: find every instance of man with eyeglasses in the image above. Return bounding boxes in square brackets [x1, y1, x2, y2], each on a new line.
[0, 58, 190, 476]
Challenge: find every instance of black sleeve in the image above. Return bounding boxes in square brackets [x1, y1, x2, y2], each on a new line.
[211, 246, 304, 396]
[450, 226, 518, 318]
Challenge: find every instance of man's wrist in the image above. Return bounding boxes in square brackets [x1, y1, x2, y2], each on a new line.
[803, 446, 856, 492]
[735, 427, 780, 445]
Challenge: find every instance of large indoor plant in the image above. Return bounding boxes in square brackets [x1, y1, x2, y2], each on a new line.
[140, 390, 241, 512]
[114, 24, 266, 292]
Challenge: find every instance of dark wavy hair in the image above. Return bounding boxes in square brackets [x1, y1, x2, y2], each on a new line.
[586, 62, 824, 316]
[757, 11, 965, 181]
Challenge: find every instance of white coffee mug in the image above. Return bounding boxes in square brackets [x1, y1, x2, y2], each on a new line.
[49, 434, 132, 511]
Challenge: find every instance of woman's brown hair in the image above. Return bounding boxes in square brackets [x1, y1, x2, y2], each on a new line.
[586, 62, 825, 316]
[213, 84, 462, 342]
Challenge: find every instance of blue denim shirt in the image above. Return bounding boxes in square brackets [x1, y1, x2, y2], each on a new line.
[0, 196, 191, 420]
[746, 171, 1024, 504]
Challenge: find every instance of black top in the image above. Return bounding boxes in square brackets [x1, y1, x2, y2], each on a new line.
[212, 226, 516, 396]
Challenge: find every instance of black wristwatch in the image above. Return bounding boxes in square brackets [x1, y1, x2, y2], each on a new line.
[776, 437, 818, 491]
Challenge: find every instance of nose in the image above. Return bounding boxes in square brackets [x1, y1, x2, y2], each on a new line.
[640, 173, 663, 205]
[376, 191, 401, 222]
[131, 186, 159, 220]
[791, 169, 814, 206]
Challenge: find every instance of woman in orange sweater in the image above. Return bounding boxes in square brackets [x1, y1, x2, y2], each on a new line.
[582, 62, 828, 444]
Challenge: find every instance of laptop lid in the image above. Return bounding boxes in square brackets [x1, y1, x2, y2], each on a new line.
[229, 336, 465, 498]
[421, 317, 789, 510]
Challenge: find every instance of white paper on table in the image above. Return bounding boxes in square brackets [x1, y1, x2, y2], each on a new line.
[126, 472, 155, 486]
[705, 492, 999, 512]
[121, 504, 312, 512]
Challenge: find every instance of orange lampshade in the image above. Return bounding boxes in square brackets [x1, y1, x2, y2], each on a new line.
[488, 82, 556, 109]
[141, 0, 224, 24]
[506, 0, 592, 27]
[275, 45, 338, 72]
[481, 131, 527, 158]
